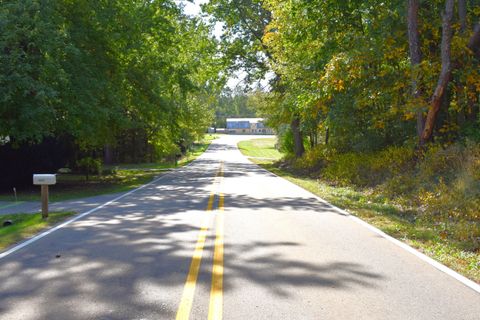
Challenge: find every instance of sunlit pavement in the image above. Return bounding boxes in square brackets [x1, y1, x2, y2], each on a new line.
[0, 135, 478, 320]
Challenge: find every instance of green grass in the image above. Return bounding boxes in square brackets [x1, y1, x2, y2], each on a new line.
[238, 138, 282, 159]
[0, 135, 217, 202]
[239, 141, 480, 284]
[0, 211, 76, 250]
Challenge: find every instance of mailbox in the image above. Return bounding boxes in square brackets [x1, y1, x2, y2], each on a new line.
[33, 174, 56, 219]
[33, 174, 56, 185]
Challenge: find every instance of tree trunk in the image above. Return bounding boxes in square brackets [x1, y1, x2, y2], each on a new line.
[467, 23, 480, 60]
[466, 22, 480, 121]
[455, 0, 467, 128]
[291, 116, 305, 157]
[420, 0, 454, 146]
[459, 0, 467, 32]
[104, 144, 113, 165]
[407, 0, 425, 139]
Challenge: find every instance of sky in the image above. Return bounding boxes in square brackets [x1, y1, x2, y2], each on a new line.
[179, 0, 205, 16]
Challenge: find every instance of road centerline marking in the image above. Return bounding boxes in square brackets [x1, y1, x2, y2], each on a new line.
[208, 188, 224, 320]
[175, 164, 222, 320]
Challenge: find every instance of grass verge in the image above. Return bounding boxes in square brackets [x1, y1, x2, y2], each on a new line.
[238, 138, 282, 159]
[0, 211, 76, 250]
[0, 134, 218, 202]
[239, 138, 480, 284]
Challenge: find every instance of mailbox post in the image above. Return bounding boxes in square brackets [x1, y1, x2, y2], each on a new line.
[33, 174, 56, 219]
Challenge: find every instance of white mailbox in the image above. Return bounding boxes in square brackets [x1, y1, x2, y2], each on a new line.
[33, 174, 56, 185]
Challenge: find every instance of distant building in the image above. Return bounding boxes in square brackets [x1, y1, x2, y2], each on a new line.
[226, 118, 274, 135]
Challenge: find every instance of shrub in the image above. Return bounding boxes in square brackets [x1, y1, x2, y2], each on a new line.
[322, 152, 370, 185]
[382, 174, 418, 199]
[102, 166, 118, 175]
[76, 157, 102, 180]
[277, 126, 295, 155]
[321, 145, 415, 186]
[413, 142, 480, 249]
[292, 145, 329, 173]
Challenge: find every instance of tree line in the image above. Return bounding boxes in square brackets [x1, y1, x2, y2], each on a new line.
[0, 0, 223, 187]
[207, 0, 480, 155]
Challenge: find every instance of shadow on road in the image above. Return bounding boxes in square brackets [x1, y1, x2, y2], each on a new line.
[0, 138, 384, 319]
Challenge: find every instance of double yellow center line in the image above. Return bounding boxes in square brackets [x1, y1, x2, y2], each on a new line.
[176, 163, 225, 320]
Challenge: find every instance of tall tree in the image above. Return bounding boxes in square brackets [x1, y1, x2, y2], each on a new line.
[0, 0, 223, 158]
[420, 0, 455, 145]
[407, 0, 425, 139]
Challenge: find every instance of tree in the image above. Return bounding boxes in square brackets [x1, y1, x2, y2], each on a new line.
[420, 0, 455, 146]
[0, 0, 224, 174]
[407, 0, 425, 139]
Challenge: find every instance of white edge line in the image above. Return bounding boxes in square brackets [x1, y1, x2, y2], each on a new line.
[0, 148, 207, 261]
[246, 156, 480, 294]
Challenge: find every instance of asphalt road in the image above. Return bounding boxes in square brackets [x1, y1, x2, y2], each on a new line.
[0, 192, 127, 216]
[0, 135, 478, 320]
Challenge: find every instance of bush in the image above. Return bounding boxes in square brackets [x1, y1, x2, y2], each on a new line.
[419, 142, 479, 201]
[292, 145, 329, 173]
[76, 157, 102, 180]
[382, 173, 418, 199]
[321, 146, 415, 186]
[102, 166, 118, 175]
[322, 152, 370, 185]
[277, 126, 295, 155]
[403, 142, 480, 249]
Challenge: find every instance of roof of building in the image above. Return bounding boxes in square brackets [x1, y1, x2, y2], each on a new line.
[226, 118, 264, 123]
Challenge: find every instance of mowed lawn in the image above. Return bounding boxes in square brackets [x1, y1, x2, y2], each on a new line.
[237, 138, 282, 160]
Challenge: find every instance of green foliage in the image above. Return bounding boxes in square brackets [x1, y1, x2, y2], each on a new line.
[415, 142, 480, 220]
[315, 146, 415, 186]
[1, 0, 224, 157]
[102, 166, 118, 176]
[291, 144, 329, 173]
[76, 157, 102, 179]
[203, 0, 272, 82]
[0, 0, 67, 142]
[252, 0, 479, 154]
[215, 88, 258, 127]
[276, 126, 295, 155]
